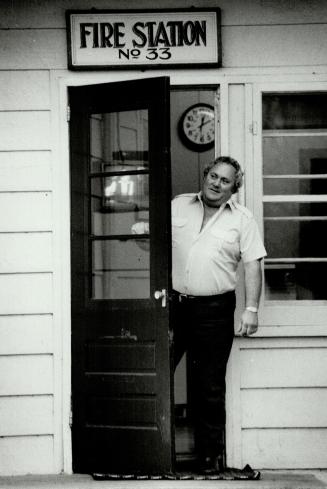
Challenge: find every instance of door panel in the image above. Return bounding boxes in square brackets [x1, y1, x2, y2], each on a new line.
[69, 77, 173, 474]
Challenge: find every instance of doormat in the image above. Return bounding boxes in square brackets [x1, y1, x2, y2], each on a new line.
[93, 464, 260, 481]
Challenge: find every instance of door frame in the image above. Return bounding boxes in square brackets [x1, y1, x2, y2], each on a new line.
[51, 71, 223, 473]
[51, 70, 327, 473]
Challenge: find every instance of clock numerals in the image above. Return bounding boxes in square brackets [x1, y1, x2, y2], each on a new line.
[179, 103, 215, 152]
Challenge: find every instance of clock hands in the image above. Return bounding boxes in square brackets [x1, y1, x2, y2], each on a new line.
[198, 115, 213, 131]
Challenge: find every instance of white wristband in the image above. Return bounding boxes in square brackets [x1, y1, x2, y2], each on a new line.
[246, 306, 258, 313]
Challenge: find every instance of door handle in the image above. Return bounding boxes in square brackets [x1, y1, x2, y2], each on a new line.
[154, 288, 167, 308]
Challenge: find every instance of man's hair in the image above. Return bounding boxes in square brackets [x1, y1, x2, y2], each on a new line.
[203, 156, 244, 194]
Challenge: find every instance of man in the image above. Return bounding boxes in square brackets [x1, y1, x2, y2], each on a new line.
[172, 156, 266, 475]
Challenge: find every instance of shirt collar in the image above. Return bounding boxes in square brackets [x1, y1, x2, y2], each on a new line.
[196, 191, 236, 212]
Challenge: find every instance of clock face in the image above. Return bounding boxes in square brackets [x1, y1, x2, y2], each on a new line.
[179, 103, 215, 152]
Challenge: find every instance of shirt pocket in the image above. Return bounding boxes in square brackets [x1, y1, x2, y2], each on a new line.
[172, 217, 188, 246]
[210, 228, 239, 253]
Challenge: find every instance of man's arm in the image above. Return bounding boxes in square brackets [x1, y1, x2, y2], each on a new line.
[237, 259, 263, 336]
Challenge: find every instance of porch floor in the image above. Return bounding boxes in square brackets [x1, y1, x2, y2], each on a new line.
[0, 471, 326, 489]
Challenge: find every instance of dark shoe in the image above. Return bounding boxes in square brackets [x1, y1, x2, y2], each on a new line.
[222, 464, 261, 480]
[198, 455, 224, 475]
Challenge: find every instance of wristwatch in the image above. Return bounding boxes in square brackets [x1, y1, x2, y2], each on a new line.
[246, 306, 258, 313]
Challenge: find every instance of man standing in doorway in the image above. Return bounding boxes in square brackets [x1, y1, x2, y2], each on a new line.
[172, 156, 266, 475]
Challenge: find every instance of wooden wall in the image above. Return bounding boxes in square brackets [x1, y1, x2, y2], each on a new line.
[225, 81, 327, 469]
[0, 70, 54, 473]
[0, 0, 327, 475]
[229, 338, 327, 468]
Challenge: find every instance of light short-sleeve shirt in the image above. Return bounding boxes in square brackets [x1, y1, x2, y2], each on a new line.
[172, 192, 267, 296]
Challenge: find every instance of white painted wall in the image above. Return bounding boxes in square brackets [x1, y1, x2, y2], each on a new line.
[0, 0, 327, 475]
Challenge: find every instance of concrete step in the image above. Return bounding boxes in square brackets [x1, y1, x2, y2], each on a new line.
[0, 471, 327, 489]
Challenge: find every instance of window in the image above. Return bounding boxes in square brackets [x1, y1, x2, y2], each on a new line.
[262, 93, 327, 301]
[89, 110, 150, 300]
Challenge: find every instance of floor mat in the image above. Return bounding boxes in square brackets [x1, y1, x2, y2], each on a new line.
[92, 464, 261, 481]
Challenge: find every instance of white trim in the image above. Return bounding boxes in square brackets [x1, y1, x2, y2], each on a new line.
[49, 72, 63, 474]
[226, 341, 242, 468]
[263, 174, 327, 179]
[263, 194, 327, 202]
[265, 217, 327, 221]
[49, 71, 327, 473]
[214, 89, 221, 157]
[265, 258, 327, 262]
[219, 82, 229, 155]
[243, 83, 254, 209]
[263, 130, 327, 137]
[50, 71, 73, 474]
[253, 80, 327, 327]
[50, 70, 235, 473]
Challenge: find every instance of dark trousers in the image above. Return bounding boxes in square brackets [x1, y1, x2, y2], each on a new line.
[172, 291, 236, 461]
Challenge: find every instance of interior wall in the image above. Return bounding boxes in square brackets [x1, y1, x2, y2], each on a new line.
[170, 89, 216, 198]
[170, 88, 216, 409]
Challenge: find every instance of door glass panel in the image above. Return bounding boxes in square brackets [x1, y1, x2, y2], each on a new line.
[263, 137, 327, 175]
[262, 93, 327, 300]
[263, 176, 327, 195]
[90, 111, 149, 172]
[89, 108, 150, 300]
[92, 239, 150, 299]
[264, 219, 327, 258]
[263, 93, 327, 130]
[264, 202, 327, 217]
[91, 175, 149, 235]
[265, 263, 327, 300]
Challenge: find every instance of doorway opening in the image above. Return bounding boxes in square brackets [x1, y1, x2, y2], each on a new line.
[170, 86, 219, 471]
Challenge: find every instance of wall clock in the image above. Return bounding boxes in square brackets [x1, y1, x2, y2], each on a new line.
[178, 103, 215, 152]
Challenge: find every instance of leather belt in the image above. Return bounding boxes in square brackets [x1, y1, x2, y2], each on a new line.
[172, 290, 234, 303]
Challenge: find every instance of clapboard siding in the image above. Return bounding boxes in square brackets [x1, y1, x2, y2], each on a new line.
[0, 193, 52, 232]
[0, 112, 50, 151]
[240, 347, 327, 388]
[0, 0, 327, 27]
[0, 315, 52, 355]
[1, 24, 327, 70]
[0, 0, 327, 477]
[0, 233, 52, 273]
[238, 338, 327, 468]
[0, 355, 53, 396]
[0, 152, 51, 191]
[0, 30, 66, 70]
[261, 304, 327, 327]
[223, 24, 327, 67]
[0, 395, 53, 436]
[242, 429, 327, 469]
[0, 72, 50, 111]
[0, 274, 52, 315]
[242, 388, 327, 428]
[0, 6, 56, 478]
[0, 435, 54, 475]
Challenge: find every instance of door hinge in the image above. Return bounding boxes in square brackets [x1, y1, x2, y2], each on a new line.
[69, 397, 73, 428]
[249, 121, 258, 135]
[67, 105, 71, 122]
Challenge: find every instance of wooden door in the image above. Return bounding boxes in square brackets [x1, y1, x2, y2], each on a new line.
[69, 77, 173, 474]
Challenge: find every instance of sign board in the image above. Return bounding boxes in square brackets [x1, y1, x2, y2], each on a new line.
[66, 8, 221, 70]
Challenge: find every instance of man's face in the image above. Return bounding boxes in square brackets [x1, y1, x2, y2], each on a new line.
[202, 162, 236, 208]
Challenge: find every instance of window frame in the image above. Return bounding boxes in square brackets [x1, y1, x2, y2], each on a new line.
[252, 82, 327, 334]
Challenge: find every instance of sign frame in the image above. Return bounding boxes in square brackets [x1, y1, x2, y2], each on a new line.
[66, 8, 221, 70]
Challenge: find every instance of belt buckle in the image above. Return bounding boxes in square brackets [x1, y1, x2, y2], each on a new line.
[179, 293, 188, 302]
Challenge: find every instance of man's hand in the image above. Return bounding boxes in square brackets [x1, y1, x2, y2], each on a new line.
[131, 222, 149, 234]
[237, 309, 258, 336]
